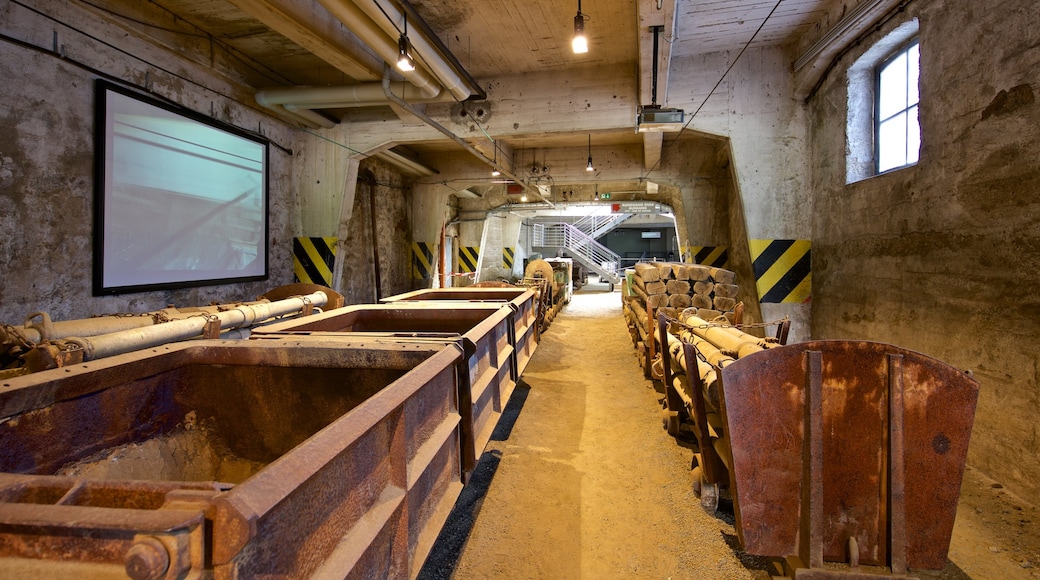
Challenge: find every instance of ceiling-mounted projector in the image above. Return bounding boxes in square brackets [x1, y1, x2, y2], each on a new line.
[636, 105, 685, 132]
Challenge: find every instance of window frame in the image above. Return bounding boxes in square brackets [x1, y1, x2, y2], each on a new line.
[873, 38, 920, 175]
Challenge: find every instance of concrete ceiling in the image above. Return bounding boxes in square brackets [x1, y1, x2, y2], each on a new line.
[144, 0, 838, 178]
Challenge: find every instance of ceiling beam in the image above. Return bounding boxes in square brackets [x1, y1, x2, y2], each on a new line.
[637, 0, 677, 172]
[226, 0, 382, 81]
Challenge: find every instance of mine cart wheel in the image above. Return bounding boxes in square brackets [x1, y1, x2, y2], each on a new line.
[700, 481, 720, 514]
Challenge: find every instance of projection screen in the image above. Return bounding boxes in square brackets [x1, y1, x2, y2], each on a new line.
[93, 80, 268, 295]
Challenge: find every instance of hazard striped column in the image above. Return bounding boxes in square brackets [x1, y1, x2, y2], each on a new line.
[458, 246, 480, 274]
[413, 241, 433, 280]
[503, 247, 515, 270]
[293, 237, 337, 287]
[683, 245, 728, 268]
[749, 239, 811, 303]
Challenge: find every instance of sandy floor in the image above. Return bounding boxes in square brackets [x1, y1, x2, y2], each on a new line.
[419, 281, 1040, 579]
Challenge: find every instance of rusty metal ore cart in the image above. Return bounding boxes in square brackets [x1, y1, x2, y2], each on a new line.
[380, 287, 539, 375]
[0, 338, 466, 579]
[252, 303, 517, 477]
[720, 340, 979, 578]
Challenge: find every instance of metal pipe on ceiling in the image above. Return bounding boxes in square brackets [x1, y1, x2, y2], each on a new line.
[350, 0, 476, 102]
[379, 64, 547, 204]
[314, 0, 443, 98]
[395, 0, 486, 100]
[255, 82, 453, 109]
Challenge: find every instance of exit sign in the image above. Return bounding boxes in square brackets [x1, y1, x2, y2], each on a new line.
[600, 192, 611, 200]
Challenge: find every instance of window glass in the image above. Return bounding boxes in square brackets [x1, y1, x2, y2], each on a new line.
[876, 40, 920, 173]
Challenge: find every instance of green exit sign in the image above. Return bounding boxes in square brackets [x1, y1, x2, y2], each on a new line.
[600, 192, 611, 200]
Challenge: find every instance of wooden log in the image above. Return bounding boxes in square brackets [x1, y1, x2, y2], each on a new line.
[709, 267, 736, 285]
[671, 264, 690, 280]
[713, 283, 740, 298]
[714, 296, 737, 311]
[647, 294, 669, 309]
[693, 280, 714, 295]
[658, 307, 678, 319]
[668, 294, 692, 308]
[687, 265, 711, 282]
[697, 308, 724, 321]
[692, 294, 713, 309]
[645, 281, 667, 295]
[633, 263, 662, 282]
[666, 280, 691, 295]
[654, 262, 674, 280]
[632, 282, 649, 303]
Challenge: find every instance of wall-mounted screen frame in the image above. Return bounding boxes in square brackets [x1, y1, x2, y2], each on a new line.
[93, 80, 269, 295]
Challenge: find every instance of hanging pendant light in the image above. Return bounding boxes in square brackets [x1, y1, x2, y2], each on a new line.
[572, 0, 588, 54]
[398, 14, 415, 72]
[586, 134, 594, 172]
[491, 143, 501, 176]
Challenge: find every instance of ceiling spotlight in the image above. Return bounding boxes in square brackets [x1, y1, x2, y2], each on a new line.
[586, 134, 594, 172]
[572, 1, 588, 54]
[521, 194, 528, 202]
[398, 15, 415, 72]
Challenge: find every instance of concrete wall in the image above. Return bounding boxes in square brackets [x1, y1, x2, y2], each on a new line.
[808, 0, 1040, 504]
[669, 46, 813, 340]
[0, 1, 296, 324]
[334, 159, 413, 305]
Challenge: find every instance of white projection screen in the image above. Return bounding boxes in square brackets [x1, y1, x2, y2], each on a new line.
[94, 80, 268, 295]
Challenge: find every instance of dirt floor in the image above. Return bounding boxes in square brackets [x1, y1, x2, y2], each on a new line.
[420, 280, 1040, 580]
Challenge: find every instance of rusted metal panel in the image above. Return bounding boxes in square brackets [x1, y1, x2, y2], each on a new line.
[720, 340, 978, 571]
[381, 287, 539, 375]
[0, 339, 465, 578]
[253, 303, 518, 477]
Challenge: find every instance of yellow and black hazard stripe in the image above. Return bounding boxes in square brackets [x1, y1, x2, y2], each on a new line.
[413, 241, 433, 280]
[503, 247, 515, 270]
[749, 239, 811, 303]
[684, 245, 728, 268]
[458, 246, 480, 273]
[293, 237, 337, 286]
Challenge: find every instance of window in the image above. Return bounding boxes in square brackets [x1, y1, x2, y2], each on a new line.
[875, 40, 920, 173]
[846, 19, 918, 184]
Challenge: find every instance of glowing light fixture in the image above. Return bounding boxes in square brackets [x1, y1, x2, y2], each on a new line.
[397, 14, 415, 72]
[491, 143, 501, 176]
[586, 134, 594, 172]
[572, 1, 588, 54]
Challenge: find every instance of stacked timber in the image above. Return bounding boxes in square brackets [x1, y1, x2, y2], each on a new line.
[623, 261, 742, 377]
[650, 310, 787, 511]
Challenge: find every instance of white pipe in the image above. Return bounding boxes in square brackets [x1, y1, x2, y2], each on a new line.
[256, 83, 447, 107]
[315, 0, 442, 98]
[284, 106, 338, 128]
[255, 102, 334, 129]
[350, 0, 472, 101]
[69, 292, 328, 361]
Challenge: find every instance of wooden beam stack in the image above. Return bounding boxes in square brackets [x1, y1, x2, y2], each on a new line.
[623, 261, 743, 377]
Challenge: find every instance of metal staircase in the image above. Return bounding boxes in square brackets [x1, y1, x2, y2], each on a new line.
[571, 212, 633, 239]
[532, 222, 622, 286]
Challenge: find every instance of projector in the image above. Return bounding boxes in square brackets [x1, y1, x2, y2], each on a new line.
[636, 106, 685, 132]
